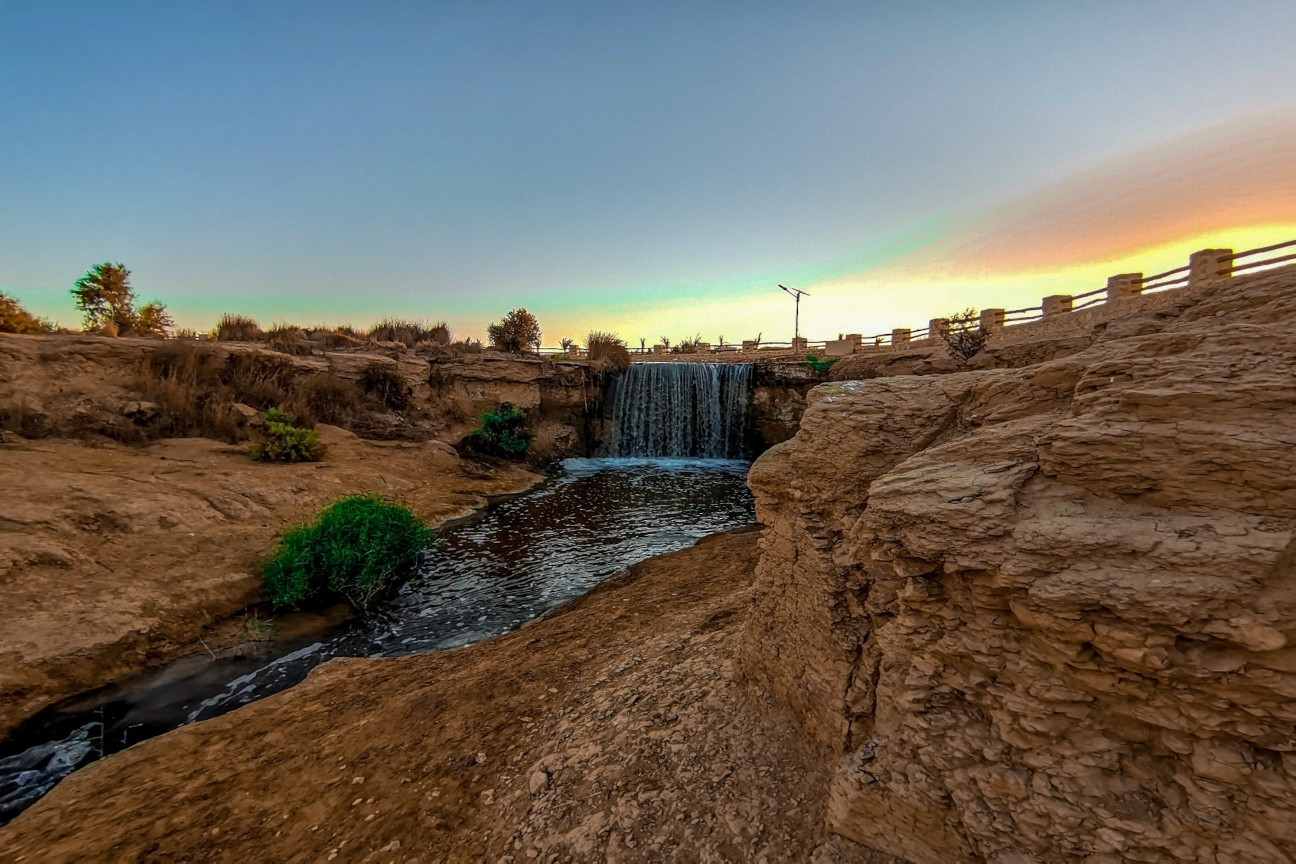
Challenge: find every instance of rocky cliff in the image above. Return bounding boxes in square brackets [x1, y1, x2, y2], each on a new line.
[744, 265, 1296, 861]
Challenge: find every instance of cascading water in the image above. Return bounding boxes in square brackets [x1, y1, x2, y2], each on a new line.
[603, 362, 753, 458]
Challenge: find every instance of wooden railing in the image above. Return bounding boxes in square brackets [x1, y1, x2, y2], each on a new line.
[536, 238, 1296, 361]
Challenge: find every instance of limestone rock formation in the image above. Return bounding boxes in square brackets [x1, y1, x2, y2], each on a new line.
[743, 266, 1296, 862]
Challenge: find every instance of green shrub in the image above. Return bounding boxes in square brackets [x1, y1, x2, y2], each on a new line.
[262, 493, 437, 610]
[468, 403, 534, 457]
[250, 407, 325, 463]
[806, 354, 839, 373]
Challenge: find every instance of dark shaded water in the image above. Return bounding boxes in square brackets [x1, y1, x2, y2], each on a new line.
[0, 457, 755, 824]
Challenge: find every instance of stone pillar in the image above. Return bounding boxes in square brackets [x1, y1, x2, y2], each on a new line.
[1042, 295, 1073, 318]
[891, 328, 911, 346]
[791, 337, 807, 352]
[653, 344, 668, 356]
[1106, 273, 1144, 301]
[741, 340, 758, 352]
[928, 318, 949, 338]
[1189, 249, 1234, 287]
[980, 308, 1005, 329]
[845, 333, 862, 348]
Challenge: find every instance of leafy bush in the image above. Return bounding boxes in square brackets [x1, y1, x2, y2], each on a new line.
[249, 407, 325, 463]
[468, 403, 534, 457]
[215, 313, 264, 341]
[806, 354, 839, 373]
[261, 494, 437, 610]
[358, 361, 410, 411]
[487, 308, 541, 353]
[0, 292, 52, 334]
[939, 308, 990, 362]
[71, 263, 171, 337]
[587, 330, 630, 372]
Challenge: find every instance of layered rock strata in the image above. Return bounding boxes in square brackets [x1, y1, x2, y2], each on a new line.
[744, 266, 1296, 862]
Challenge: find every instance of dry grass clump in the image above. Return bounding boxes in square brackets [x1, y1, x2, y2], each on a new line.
[214, 314, 264, 342]
[307, 325, 365, 349]
[587, 331, 630, 372]
[132, 343, 418, 443]
[266, 324, 314, 356]
[369, 319, 449, 347]
[0, 292, 52, 334]
[358, 362, 411, 411]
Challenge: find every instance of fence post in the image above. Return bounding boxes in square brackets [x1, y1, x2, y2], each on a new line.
[1106, 273, 1144, 301]
[1188, 249, 1233, 287]
[928, 318, 949, 339]
[1042, 295, 1073, 318]
[891, 328, 911, 346]
[980, 308, 1005, 329]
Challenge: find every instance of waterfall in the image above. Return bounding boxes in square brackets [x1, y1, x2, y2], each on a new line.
[604, 362, 753, 458]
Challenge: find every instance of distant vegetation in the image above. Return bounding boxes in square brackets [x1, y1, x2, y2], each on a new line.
[468, 403, 534, 457]
[214, 313, 264, 341]
[586, 331, 630, 372]
[136, 342, 388, 443]
[262, 493, 437, 611]
[71, 263, 172, 337]
[0, 292, 52, 334]
[806, 354, 839, 374]
[671, 334, 704, 354]
[369, 318, 451, 347]
[487, 308, 541, 353]
[939, 308, 990, 361]
[249, 407, 325, 463]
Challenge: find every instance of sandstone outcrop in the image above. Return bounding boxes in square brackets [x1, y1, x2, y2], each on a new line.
[0, 427, 538, 738]
[0, 531, 899, 863]
[0, 334, 599, 459]
[744, 266, 1296, 861]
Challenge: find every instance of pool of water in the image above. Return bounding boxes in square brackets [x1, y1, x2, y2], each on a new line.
[0, 457, 755, 823]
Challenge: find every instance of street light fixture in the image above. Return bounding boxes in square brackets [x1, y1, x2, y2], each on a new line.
[779, 284, 809, 344]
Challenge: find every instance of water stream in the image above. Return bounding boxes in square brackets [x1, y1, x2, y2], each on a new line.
[0, 457, 755, 824]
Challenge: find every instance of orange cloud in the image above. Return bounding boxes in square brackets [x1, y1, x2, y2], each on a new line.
[891, 109, 1296, 279]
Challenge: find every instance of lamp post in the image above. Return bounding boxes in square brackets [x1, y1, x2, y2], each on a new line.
[779, 284, 809, 344]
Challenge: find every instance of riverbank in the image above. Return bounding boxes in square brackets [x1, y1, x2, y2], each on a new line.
[0, 528, 895, 862]
[0, 426, 540, 739]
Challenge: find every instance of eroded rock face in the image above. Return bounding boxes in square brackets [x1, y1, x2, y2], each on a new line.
[742, 267, 1296, 862]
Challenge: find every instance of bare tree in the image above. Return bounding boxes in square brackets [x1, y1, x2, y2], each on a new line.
[939, 308, 990, 362]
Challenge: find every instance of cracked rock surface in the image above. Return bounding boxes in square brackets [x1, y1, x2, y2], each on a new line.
[743, 266, 1296, 862]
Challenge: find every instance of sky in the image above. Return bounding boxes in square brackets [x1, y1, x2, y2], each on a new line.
[2, 1, 1295, 345]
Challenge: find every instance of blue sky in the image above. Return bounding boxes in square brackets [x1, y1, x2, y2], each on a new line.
[3, 1, 1295, 342]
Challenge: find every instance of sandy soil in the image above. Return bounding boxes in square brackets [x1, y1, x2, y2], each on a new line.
[0, 427, 539, 738]
[1, 529, 896, 863]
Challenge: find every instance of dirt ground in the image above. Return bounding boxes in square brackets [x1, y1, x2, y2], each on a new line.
[1, 529, 896, 863]
[0, 427, 539, 738]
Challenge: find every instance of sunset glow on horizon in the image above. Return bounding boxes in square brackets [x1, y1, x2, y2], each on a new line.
[3, 3, 1295, 344]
